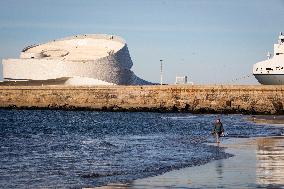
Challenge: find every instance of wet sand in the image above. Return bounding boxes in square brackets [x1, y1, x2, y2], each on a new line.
[92, 136, 284, 189]
[248, 115, 284, 125]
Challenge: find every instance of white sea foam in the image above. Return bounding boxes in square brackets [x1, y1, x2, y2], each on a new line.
[161, 116, 197, 120]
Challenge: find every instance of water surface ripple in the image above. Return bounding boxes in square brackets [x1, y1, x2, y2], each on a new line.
[0, 110, 283, 188]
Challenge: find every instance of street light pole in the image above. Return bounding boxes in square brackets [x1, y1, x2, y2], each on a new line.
[160, 59, 163, 85]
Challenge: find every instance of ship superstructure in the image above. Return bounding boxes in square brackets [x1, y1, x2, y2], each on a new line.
[253, 32, 284, 84]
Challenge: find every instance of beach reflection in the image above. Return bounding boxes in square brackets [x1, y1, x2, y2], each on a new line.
[256, 137, 284, 186]
[215, 160, 224, 180]
[214, 144, 224, 180]
[93, 137, 284, 189]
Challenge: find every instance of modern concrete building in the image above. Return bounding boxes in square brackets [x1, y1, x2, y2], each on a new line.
[2, 34, 151, 85]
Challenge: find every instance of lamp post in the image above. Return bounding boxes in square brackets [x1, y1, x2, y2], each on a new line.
[160, 59, 163, 85]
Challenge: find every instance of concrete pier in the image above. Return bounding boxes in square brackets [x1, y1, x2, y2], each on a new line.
[0, 85, 284, 114]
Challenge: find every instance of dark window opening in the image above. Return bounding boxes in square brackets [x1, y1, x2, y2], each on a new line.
[266, 67, 273, 71]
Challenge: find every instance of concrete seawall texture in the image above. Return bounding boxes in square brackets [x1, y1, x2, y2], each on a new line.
[0, 85, 284, 114]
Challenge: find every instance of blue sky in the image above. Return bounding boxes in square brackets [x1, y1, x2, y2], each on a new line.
[0, 0, 284, 84]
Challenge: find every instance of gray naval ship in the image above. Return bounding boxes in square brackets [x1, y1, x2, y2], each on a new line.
[253, 32, 284, 84]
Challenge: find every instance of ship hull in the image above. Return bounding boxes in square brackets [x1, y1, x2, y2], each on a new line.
[254, 74, 284, 85]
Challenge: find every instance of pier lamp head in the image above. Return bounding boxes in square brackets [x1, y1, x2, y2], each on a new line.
[279, 32, 284, 44]
[267, 52, 271, 59]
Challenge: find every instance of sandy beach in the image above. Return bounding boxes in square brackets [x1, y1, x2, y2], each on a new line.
[93, 136, 284, 189]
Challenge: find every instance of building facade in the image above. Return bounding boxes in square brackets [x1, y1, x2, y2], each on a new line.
[2, 34, 150, 85]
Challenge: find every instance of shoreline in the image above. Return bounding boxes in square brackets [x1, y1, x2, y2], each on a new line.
[92, 136, 284, 189]
[248, 115, 284, 124]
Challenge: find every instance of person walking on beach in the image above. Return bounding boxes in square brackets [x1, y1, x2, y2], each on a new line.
[212, 118, 224, 143]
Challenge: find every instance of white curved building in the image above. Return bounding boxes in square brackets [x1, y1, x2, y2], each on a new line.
[253, 32, 284, 85]
[2, 34, 150, 85]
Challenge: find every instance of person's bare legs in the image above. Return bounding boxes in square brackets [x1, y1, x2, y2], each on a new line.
[215, 133, 220, 143]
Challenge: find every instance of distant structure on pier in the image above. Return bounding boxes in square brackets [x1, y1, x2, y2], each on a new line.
[175, 76, 188, 84]
[2, 34, 151, 86]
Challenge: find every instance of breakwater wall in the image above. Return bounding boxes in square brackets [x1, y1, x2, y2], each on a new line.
[0, 85, 284, 114]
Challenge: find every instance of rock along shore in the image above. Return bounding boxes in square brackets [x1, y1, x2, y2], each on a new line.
[0, 85, 284, 114]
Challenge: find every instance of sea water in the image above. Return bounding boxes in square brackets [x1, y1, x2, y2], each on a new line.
[0, 110, 283, 188]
